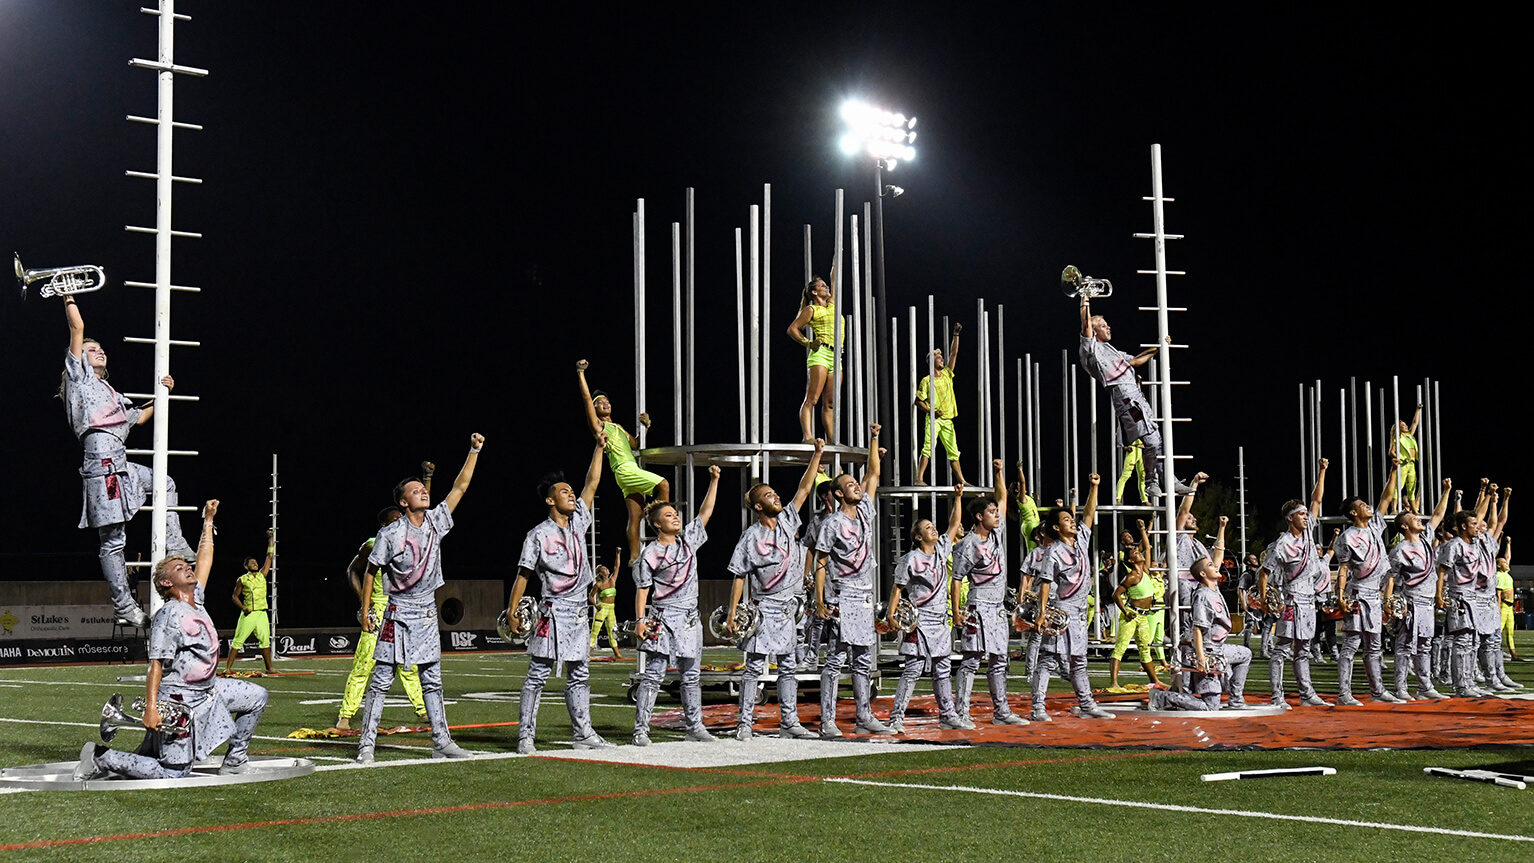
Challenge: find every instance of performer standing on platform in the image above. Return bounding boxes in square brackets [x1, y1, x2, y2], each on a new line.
[1109, 520, 1161, 689]
[1031, 474, 1115, 721]
[787, 273, 840, 443]
[1333, 464, 1402, 704]
[354, 436, 483, 763]
[955, 460, 1027, 725]
[1388, 479, 1453, 700]
[886, 483, 968, 732]
[336, 507, 425, 731]
[1258, 458, 1329, 709]
[1148, 531, 1252, 712]
[1389, 404, 1424, 511]
[1498, 537, 1521, 662]
[813, 424, 893, 736]
[589, 549, 625, 660]
[631, 465, 723, 746]
[224, 532, 276, 676]
[914, 323, 967, 486]
[60, 294, 195, 627]
[577, 359, 669, 561]
[75, 500, 270, 780]
[507, 437, 614, 753]
[728, 439, 826, 740]
[1078, 292, 1191, 498]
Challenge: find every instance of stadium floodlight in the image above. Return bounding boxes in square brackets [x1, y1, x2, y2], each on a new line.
[839, 99, 917, 165]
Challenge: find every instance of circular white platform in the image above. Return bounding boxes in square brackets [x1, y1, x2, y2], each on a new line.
[0, 754, 315, 792]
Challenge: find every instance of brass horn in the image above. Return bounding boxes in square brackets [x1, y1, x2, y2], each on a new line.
[15, 253, 107, 301]
[99, 693, 191, 743]
[1060, 264, 1112, 299]
[495, 596, 538, 643]
[708, 598, 760, 646]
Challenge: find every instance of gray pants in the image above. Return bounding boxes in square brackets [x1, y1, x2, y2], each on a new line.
[958, 651, 1017, 720]
[890, 655, 958, 723]
[96, 468, 194, 620]
[821, 641, 875, 726]
[1337, 631, 1386, 697]
[96, 677, 267, 779]
[1023, 630, 1041, 677]
[1269, 637, 1318, 700]
[635, 652, 702, 734]
[1030, 651, 1099, 713]
[520, 655, 596, 742]
[739, 650, 801, 729]
[1395, 628, 1434, 695]
[359, 661, 451, 751]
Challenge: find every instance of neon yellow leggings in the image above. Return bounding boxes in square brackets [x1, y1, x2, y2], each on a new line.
[1502, 605, 1517, 656]
[339, 627, 425, 719]
[1117, 445, 1146, 503]
[1147, 611, 1167, 662]
[1112, 610, 1154, 661]
[590, 603, 619, 646]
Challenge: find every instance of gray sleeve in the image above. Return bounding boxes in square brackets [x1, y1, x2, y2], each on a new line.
[726, 533, 751, 579]
[631, 556, 653, 590]
[893, 554, 912, 586]
[684, 518, 708, 549]
[517, 528, 541, 573]
[147, 610, 178, 662]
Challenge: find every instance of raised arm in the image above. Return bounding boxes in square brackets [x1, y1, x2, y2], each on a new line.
[1474, 480, 1493, 522]
[1490, 488, 1511, 542]
[421, 461, 436, 496]
[862, 424, 882, 494]
[1016, 461, 1030, 500]
[790, 439, 826, 512]
[194, 500, 219, 590]
[1377, 461, 1400, 516]
[442, 433, 484, 514]
[65, 296, 85, 360]
[1428, 478, 1453, 531]
[990, 458, 1007, 513]
[1177, 472, 1208, 529]
[945, 482, 966, 543]
[1082, 473, 1101, 532]
[696, 465, 722, 527]
[258, 529, 275, 576]
[575, 360, 603, 437]
[1309, 458, 1329, 518]
[581, 432, 605, 510]
[1079, 294, 1092, 338]
[1408, 403, 1423, 436]
[946, 323, 962, 373]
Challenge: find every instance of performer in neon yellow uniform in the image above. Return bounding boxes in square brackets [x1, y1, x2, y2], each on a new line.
[1498, 538, 1521, 661]
[224, 532, 275, 675]
[1116, 439, 1147, 504]
[915, 323, 967, 486]
[335, 506, 425, 730]
[1390, 404, 1423, 511]
[787, 272, 841, 443]
[1108, 521, 1161, 688]
[589, 548, 625, 659]
[577, 359, 670, 560]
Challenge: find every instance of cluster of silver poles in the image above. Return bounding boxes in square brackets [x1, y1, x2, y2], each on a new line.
[1299, 375, 1444, 522]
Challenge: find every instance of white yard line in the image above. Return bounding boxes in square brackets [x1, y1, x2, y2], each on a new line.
[824, 778, 1534, 843]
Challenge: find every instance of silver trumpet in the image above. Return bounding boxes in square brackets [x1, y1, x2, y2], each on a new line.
[1319, 594, 1342, 617]
[708, 598, 760, 646]
[99, 693, 191, 743]
[1060, 264, 1112, 299]
[495, 597, 538, 644]
[15, 254, 107, 300]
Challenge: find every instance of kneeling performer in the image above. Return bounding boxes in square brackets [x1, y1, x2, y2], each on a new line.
[887, 482, 969, 732]
[75, 500, 270, 780]
[632, 465, 723, 746]
[1148, 550, 1252, 711]
[729, 440, 826, 740]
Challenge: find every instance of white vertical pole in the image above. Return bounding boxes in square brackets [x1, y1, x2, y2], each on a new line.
[1033, 363, 1042, 496]
[634, 200, 647, 449]
[1349, 377, 1360, 494]
[976, 300, 986, 470]
[1238, 446, 1248, 561]
[1061, 351, 1070, 502]
[147, 0, 179, 614]
[1417, 381, 1427, 511]
[1339, 389, 1347, 499]
[1364, 382, 1374, 496]
[1149, 143, 1181, 648]
[735, 229, 746, 443]
[832, 191, 844, 447]
[846, 314, 857, 446]
[269, 453, 278, 631]
[672, 225, 682, 447]
[891, 316, 901, 486]
[908, 307, 918, 485]
[1392, 376, 1402, 505]
[927, 296, 937, 518]
[1069, 365, 1079, 502]
[982, 310, 992, 471]
[863, 203, 876, 453]
[749, 205, 761, 474]
[1024, 352, 1033, 491]
[762, 184, 771, 482]
[850, 214, 864, 445]
[686, 189, 695, 447]
[997, 305, 1006, 479]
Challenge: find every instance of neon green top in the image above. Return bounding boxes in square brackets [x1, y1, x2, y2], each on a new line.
[365, 537, 388, 613]
[1397, 432, 1418, 462]
[1125, 571, 1155, 601]
[599, 587, 617, 601]
[1497, 568, 1513, 592]
[237, 571, 268, 612]
[603, 421, 637, 469]
[917, 367, 957, 418]
[808, 302, 839, 348]
[1016, 495, 1040, 552]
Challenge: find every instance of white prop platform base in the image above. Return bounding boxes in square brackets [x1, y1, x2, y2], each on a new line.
[0, 755, 315, 792]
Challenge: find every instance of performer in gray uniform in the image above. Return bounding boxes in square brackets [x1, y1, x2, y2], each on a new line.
[1438, 485, 1512, 696]
[1172, 474, 1214, 637]
[1389, 482, 1453, 700]
[813, 424, 893, 736]
[60, 295, 195, 626]
[74, 500, 269, 780]
[506, 436, 615, 753]
[355, 435, 483, 763]
[631, 465, 722, 746]
[1030, 473, 1114, 721]
[799, 479, 838, 667]
[1258, 458, 1329, 709]
[886, 482, 969, 733]
[728, 440, 827, 741]
[954, 460, 1028, 726]
[1332, 465, 1403, 704]
[1476, 487, 1517, 691]
[1019, 525, 1054, 677]
[1077, 293, 1191, 498]
[1147, 553, 1252, 711]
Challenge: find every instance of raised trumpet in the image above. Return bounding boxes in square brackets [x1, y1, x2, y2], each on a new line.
[15, 253, 107, 301]
[495, 597, 538, 643]
[708, 598, 760, 646]
[1060, 264, 1111, 299]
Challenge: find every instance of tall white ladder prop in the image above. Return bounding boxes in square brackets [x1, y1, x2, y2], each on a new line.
[269, 455, 280, 632]
[1134, 143, 1190, 647]
[125, 0, 207, 614]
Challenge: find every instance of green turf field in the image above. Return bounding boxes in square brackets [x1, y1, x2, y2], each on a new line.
[2, 634, 1531, 862]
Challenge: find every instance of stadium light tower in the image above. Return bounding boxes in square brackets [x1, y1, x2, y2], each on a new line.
[839, 99, 917, 476]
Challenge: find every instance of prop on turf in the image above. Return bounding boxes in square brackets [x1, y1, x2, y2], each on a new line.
[0, 756, 314, 791]
[1203, 766, 1336, 782]
[1424, 767, 1530, 790]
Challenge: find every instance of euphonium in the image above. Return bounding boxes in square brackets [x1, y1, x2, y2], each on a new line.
[99, 693, 192, 743]
[708, 598, 760, 646]
[495, 597, 538, 643]
[1060, 264, 1112, 298]
[1037, 604, 1070, 636]
[15, 254, 107, 300]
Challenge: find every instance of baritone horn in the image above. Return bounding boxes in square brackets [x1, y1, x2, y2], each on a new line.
[14, 253, 107, 301]
[708, 598, 760, 646]
[1060, 265, 1111, 299]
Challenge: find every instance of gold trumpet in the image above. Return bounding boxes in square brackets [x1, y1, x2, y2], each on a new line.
[15, 254, 107, 300]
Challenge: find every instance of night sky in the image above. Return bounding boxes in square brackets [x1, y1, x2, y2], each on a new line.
[1, 3, 1522, 628]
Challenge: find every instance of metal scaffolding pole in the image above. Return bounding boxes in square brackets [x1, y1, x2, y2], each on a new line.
[635, 201, 646, 449]
[832, 190, 845, 448]
[762, 184, 771, 480]
[749, 205, 761, 475]
[734, 229, 746, 443]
